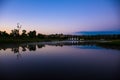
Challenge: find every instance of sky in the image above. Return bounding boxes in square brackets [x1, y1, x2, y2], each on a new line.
[0, 0, 120, 34]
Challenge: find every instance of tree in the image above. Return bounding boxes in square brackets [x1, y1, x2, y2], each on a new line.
[28, 30, 36, 38]
[10, 29, 19, 37]
[22, 30, 26, 34]
[21, 30, 27, 37]
[0, 31, 9, 38]
[10, 23, 22, 38]
[37, 33, 45, 39]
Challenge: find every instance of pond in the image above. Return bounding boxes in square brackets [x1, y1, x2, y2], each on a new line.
[0, 41, 120, 80]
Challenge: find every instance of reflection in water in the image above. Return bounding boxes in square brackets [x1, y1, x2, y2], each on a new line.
[0, 41, 119, 51]
[0, 41, 120, 51]
[28, 45, 36, 51]
[75, 45, 103, 49]
[11, 47, 19, 53]
[0, 41, 120, 59]
[37, 44, 45, 48]
[0, 44, 45, 51]
[0, 43, 45, 59]
[11, 47, 21, 59]
[21, 45, 27, 51]
[0, 41, 120, 80]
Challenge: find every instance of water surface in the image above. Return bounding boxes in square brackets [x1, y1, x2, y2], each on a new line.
[0, 42, 120, 80]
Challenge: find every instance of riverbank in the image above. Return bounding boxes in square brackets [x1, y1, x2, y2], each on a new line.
[0, 38, 65, 44]
[0, 38, 120, 46]
[96, 40, 120, 50]
[97, 40, 120, 46]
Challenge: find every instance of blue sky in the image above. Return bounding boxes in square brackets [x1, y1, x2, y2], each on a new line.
[0, 0, 119, 34]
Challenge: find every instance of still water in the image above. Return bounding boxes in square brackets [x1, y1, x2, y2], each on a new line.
[0, 42, 120, 80]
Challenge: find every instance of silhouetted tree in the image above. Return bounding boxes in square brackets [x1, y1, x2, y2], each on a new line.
[21, 30, 27, 38]
[37, 33, 45, 39]
[10, 29, 19, 37]
[28, 30, 36, 38]
[0, 31, 9, 38]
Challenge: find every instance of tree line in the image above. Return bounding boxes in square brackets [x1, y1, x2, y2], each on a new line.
[0, 23, 67, 43]
[0, 23, 120, 43]
[0, 29, 66, 42]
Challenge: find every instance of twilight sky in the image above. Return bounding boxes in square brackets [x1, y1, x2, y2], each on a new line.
[0, 0, 120, 34]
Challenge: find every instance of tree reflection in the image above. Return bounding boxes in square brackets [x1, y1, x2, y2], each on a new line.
[11, 47, 21, 60]
[0, 42, 119, 59]
[37, 44, 45, 48]
[11, 48, 19, 53]
[27, 45, 36, 51]
[0, 47, 7, 51]
[21, 45, 27, 52]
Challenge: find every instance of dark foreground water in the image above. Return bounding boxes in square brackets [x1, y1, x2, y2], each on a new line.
[0, 42, 120, 80]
